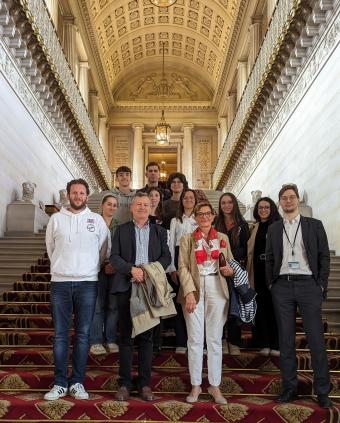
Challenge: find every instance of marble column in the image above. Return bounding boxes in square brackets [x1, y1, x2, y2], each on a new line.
[78, 61, 89, 108]
[218, 117, 227, 152]
[62, 16, 77, 74]
[227, 91, 236, 131]
[45, 0, 58, 30]
[132, 123, 144, 189]
[237, 60, 248, 104]
[89, 90, 99, 135]
[249, 19, 261, 68]
[182, 123, 194, 187]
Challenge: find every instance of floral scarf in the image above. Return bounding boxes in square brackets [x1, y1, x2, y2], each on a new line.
[192, 227, 227, 265]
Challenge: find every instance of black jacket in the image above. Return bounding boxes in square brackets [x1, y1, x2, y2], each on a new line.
[110, 221, 171, 293]
[265, 215, 330, 292]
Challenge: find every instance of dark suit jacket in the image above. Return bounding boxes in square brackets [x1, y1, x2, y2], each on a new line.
[265, 216, 330, 292]
[110, 221, 171, 293]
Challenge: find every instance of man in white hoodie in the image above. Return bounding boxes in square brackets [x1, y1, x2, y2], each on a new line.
[44, 179, 109, 401]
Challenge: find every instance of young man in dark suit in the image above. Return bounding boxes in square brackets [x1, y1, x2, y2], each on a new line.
[111, 192, 171, 401]
[265, 184, 332, 408]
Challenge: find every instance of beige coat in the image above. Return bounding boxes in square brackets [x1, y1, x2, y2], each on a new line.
[246, 222, 259, 289]
[177, 232, 233, 305]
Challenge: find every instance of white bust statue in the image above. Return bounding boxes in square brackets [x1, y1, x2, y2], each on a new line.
[58, 189, 69, 206]
[22, 181, 37, 203]
[251, 190, 262, 206]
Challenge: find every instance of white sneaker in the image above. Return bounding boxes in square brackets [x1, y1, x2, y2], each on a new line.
[107, 342, 119, 353]
[270, 349, 280, 357]
[44, 385, 67, 401]
[175, 347, 187, 354]
[90, 344, 107, 355]
[259, 348, 270, 356]
[69, 383, 89, 400]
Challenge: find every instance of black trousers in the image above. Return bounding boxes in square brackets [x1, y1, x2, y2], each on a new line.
[252, 288, 279, 350]
[271, 277, 330, 395]
[116, 289, 153, 390]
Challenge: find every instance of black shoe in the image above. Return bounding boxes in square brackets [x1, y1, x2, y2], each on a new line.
[317, 394, 333, 408]
[276, 389, 298, 403]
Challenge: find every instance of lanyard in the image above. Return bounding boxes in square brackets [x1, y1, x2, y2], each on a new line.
[283, 220, 300, 257]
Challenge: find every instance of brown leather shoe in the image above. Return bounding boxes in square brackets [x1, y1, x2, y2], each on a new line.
[139, 386, 155, 401]
[115, 386, 130, 401]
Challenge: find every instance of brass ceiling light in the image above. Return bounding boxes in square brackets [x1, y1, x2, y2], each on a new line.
[155, 42, 171, 145]
[150, 0, 177, 6]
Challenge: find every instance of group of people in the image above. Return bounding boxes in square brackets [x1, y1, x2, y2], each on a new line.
[43, 165, 333, 409]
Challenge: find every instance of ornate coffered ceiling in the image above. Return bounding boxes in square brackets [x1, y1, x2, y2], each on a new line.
[70, 0, 242, 109]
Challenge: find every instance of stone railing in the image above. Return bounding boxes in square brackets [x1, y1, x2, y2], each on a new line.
[212, 0, 298, 188]
[20, 0, 111, 186]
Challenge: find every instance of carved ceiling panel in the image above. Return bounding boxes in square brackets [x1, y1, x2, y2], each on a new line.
[76, 0, 240, 104]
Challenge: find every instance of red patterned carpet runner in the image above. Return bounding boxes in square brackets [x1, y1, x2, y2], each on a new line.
[0, 253, 339, 422]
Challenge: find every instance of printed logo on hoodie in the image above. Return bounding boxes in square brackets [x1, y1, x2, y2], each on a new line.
[87, 218, 95, 232]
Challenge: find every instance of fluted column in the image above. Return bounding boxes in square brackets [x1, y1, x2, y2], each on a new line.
[237, 60, 248, 104]
[45, 0, 58, 30]
[249, 18, 261, 68]
[218, 117, 227, 152]
[89, 90, 99, 135]
[62, 16, 77, 74]
[227, 91, 236, 131]
[182, 123, 194, 187]
[78, 61, 89, 108]
[132, 123, 144, 189]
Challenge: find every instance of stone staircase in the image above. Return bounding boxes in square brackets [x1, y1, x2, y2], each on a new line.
[0, 234, 46, 291]
[323, 254, 340, 333]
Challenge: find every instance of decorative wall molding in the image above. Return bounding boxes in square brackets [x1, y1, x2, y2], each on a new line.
[230, 5, 340, 194]
[1, 0, 112, 188]
[0, 38, 82, 179]
[213, 0, 338, 190]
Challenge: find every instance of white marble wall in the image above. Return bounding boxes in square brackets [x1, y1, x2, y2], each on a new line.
[0, 75, 73, 236]
[237, 46, 340, 253]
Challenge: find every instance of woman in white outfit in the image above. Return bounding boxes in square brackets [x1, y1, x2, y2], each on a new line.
[178, 202, 234, 404]
[168, 189, 198, 353]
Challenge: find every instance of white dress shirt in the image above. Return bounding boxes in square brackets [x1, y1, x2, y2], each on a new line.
[279, 214, 312, 275]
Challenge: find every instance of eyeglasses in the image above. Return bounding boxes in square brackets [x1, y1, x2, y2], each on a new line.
[196, 212, 213, 218]
[258, 206, 270, 210]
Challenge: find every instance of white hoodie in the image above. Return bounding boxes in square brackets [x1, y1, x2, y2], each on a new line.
[45, 206, 109, 282]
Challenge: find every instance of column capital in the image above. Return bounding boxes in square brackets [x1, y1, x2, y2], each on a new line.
[251, 15, 262, 25]
[237, 60, 248, 69]
[63, 15, 75, 25]
[182, 122, 194, 131]
[132, 122, 144, 131]
[79, 61, 89, 69]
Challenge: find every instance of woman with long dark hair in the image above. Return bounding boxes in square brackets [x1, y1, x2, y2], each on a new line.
[148, 186, 163, 225]
[247, 197, 281, 356]
[214, 192, 250, 355]
[168, 189, 198, 353]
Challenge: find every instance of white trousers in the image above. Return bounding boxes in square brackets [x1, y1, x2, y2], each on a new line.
[183, 274, 228, 386]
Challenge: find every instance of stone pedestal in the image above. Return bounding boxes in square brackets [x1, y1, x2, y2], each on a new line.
[6, 202, 50, 235]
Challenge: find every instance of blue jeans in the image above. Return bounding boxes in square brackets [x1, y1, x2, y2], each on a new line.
[50, 281, 97, 388]
[90, 271, 118, 344]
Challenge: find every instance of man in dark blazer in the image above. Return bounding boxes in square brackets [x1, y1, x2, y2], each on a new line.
[265, 184, 332, 408]
[111, 192, 171, 402]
